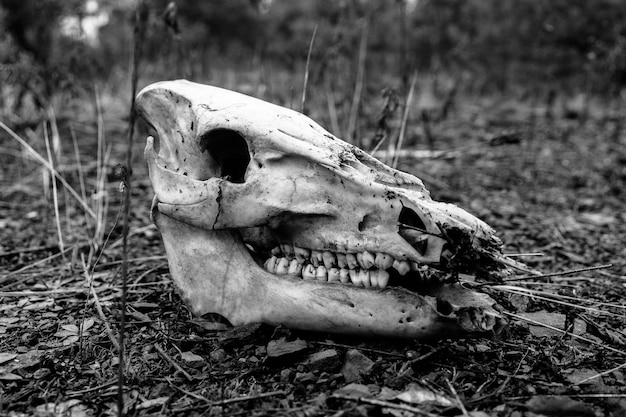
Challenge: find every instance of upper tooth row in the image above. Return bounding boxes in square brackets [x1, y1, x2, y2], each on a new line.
[270, 245, 421, 276]
[264, 256, 391, 289]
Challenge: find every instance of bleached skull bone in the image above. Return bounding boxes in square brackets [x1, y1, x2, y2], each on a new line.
[137, 80, 508, 339]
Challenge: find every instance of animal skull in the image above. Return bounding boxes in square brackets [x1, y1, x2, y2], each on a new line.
[137, 80, 511, 339]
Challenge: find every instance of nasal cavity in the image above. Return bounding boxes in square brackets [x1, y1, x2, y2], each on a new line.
[199, 129, 250, 183]
[398, 207, 428, 255]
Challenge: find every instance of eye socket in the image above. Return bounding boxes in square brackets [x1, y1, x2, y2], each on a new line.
[398, 206, 428, 255]
[199, 129, 250, 183]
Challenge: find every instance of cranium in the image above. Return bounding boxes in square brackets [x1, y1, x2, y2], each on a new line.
[137, 80, 512, 339]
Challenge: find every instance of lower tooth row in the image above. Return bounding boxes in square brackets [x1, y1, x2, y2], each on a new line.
[264, 256, 390, 289]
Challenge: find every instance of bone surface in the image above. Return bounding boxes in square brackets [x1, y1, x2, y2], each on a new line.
[138, 80, 510, 339]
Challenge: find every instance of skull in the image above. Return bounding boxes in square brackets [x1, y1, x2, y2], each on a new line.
[137, 80, 512, 339]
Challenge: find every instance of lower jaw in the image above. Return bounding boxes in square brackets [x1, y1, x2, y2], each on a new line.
[153, 208, 505, 338]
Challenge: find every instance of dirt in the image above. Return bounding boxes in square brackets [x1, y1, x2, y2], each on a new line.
[0, 92, 625, 416]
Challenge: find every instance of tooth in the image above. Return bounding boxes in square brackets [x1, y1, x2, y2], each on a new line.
[322, 251, 336, 269]
[281, 244, 294, 260]
[339, 268, 350, 283]
[369, 269, 378, 287]
[361, 251, 375, 269]
[311, 250, 322, 267]
[302, 264, 316, 280]
[264, 256, 278, 273]
[375, 253, 394, 270]
[346, 253, 358, 269]
[275, 257, 290, 275]
[336, 253, 347, 268]
[393, 259, 411, 276]
[359, 270, 371, 287]
[328, 268, 340, 282]
[349, 269, 359, 285]
[316, 265, 328, 281]
[288, 259, 302, 276]
[294, 247, 310, 264]
[271, 247, 282, 256]
[376, 269, 390, 288]
[356, 253, 365, 269]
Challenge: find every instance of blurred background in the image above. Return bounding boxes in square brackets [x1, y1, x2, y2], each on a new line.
[3, 0, 626, 136]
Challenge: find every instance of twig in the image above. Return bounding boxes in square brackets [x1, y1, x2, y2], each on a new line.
[312, 341, 406, 358]
[118, 2, 148, 415]
[499, 264, 613, 284]
[574, 361, 626, 385]
[81, 255, 120, 351]
[67, 380, 119, 396]
[503, 311, 626, 356]
[171, 390, 287, 413]
[446, 379, 469, 417]
[165, 377, 211, 403]
[301, 24, 318, 113]
[392, 70, 418, 169]
[332, 394, 439, 417]
[154, 344, 194, 382]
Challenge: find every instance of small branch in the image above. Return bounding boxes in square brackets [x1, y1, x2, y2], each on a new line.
[171, 390, 287, 414]
[154, 344, 194, 382]
[503, 311, 626, 356]
[446, 379, 469, 417]
[499, 264, 613, 284]
[332, 394, 439, 417]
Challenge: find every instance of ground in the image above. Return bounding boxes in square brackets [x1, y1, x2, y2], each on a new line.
[0, 88, 625, 416]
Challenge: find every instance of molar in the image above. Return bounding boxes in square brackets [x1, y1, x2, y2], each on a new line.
[393, 259, 411, 276]
[310, 250, 323, 267]
[294, 247, 310, 264]
[316, 265, 328, 281]
[328, 267, 340, 282]
[322, 251, 336, 269]
[359, 270, 371, 287]
[336, 253, 347, 268]
[346, 253, 358, 269]
[275, 257, 290, 275]
[264, 256, 278, 273]
[361, 251, 375, 269]
[375, 253, 394, 270]
[288, 259, 302, 276]
[271, 247, 282, 256]
[302, 264, 316, 280]
[339, 268, 350, 283]
[281, 244, 294, 260]
[375, 269, 390, 289]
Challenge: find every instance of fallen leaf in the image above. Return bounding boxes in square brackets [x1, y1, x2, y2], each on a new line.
[0, 353, 17, 365]
[518, 311, 586, 337]
[266, 337, 308, 360]
[395, 383, 455, 407]
[341, 349, 374, 383]
[526, 395, 594, 416]
[333, 383, 372, 398]
[180, 351, 204, 363]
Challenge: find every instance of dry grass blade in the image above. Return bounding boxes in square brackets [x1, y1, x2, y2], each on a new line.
[43, 122, 65, 257]
[301, 24, 317, 113]
[499, 264, 613, 283]
[0, 120, 96, 219]
[347, 18, 369, 145]
[491, 286, 626, 320]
